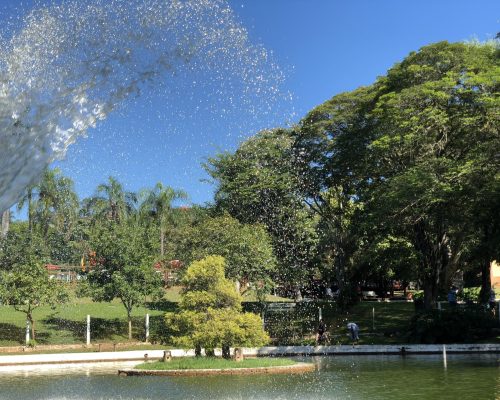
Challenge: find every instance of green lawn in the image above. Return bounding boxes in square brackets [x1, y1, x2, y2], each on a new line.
[135, 357, 297, 370]
[0, 295, 167, 346]
[0, 285, 497, 347]
[0, 285, 292, 347]
[327, 301, 416, 345]
[263, 301, 417, 345]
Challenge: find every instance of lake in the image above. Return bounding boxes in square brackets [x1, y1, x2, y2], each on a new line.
[0, 354, 498, 399]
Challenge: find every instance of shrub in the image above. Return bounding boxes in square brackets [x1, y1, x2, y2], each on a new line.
[163, 256, 269, 357]
[408, 305, 499, 343]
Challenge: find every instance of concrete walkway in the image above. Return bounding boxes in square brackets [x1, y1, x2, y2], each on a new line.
[0, 344, 499, 366]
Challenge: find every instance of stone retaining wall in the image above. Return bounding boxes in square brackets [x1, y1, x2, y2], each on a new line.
[247, 343, 500, 356]
[0, 344, 499, 366]
[118, 363, 315, 376]
[0, 342, 148, 354]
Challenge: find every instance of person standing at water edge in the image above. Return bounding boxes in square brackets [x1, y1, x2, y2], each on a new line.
[489, 287, 497, 314]
[316, 319, 326, 344]
[347, 322, 359, 344]
[447, 286, 458, 307]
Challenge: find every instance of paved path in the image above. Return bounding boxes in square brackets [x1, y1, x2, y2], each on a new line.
[0, 344, 499, 366]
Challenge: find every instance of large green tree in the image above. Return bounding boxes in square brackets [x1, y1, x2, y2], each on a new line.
[206, 129, 318, 290]
[178, 214, 276, 296]
[295, 85, 378, 295]
[0, 257, 67, 341]
[297, 41, 499, 309]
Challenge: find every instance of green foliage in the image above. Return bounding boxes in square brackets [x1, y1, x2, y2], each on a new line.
[164, 256, 268, 355]
[178, 255, 242, 312]
[85, 221, 162, 339]
[178, 214, 276, 290]
[0, 258, 68, 340]
[408, 306, 499, 343]
[205, 129, 318, 287]
[458, 287, 481, 303]
[109, 264, 163, 311]
[135, 357, 296, 370]
[296, 40, 500, 307]
[0, 227, 49, 271]
[353, 234, 418, 294]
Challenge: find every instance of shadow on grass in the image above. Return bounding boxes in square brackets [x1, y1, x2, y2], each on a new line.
[42, 313, 168, 344]
[0, 322, 52, 345]
[43, 315, 145, 343]
[145, 300, 178, 313]
[0, 322, 26, 345]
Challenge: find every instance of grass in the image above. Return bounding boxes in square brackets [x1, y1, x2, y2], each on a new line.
[263, 300, 417, 345]
[135, 357, 297, 370]
[0, 284, 497, 348]
[0, 290, 169, 346]
[166, 286, 291, 303]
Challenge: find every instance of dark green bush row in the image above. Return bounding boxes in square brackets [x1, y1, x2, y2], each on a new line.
[408, 306, 499, 344]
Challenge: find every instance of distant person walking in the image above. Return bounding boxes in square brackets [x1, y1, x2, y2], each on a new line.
[447, 286, 458, 307]
[347, 322, 359, 344]
[489, 288, 497, 314]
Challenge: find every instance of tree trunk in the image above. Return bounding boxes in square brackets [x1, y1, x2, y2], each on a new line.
[160, 227, 165, 256]
[128, 316, 132, 340]
[205, 348, 215, 357]
[195, 345, 202, 357]
[479, 258, 491, 305]
[1, 209, 10, 237]
[479, 225, 492, 305]
[423, 280, 439, 310]
[414, 219, 450, 310]
[28, 190, 33, 234]
[29, 315, 35, 342]
[222, 344, 231, 359]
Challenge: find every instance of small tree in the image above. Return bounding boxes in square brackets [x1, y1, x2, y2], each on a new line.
[85, 222, 163, 340]
[165, 255, 268, 357]
[0, 259, 67, 342]
[112, 265, 163, 340]
[87, 264, 163, 340]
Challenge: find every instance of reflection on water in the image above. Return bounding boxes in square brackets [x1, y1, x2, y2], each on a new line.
[0, 361, 139, 378]
[0, 355, 498, 400]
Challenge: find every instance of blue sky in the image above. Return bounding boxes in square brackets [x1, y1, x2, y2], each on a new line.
[4, 0, 499, 215]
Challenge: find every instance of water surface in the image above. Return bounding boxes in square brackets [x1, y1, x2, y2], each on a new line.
[0, 355, 498, 399]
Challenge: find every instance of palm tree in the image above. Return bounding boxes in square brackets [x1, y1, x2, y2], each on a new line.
[16, 168, 79, 238]
[139, 182, 187, 256]
[52, 175, 79, 239]
[32, 168, 79, 237]
[17, 184, 36, 234]
[92, 176, 137, 223]
[34, 168, 59, 236]
[1, 209, 10, 237]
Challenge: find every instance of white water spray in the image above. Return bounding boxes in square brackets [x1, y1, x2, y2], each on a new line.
[0, 0, 288, 212]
